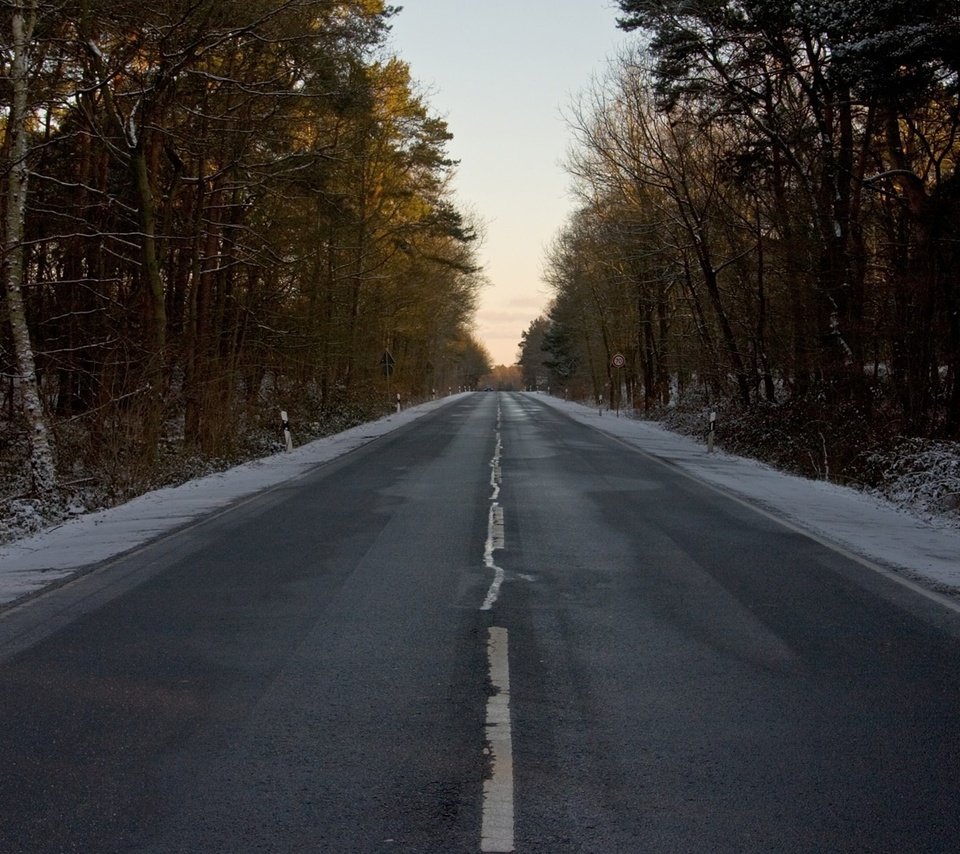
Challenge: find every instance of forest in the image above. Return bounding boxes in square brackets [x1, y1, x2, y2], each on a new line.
[1, 0, 491, 539]
[520, 0, 960, 499]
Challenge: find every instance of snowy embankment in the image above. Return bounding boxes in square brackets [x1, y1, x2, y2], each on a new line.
[1, 392, 958, 608]
[536, 395, 960, 597]
[0, 396, 467, 605]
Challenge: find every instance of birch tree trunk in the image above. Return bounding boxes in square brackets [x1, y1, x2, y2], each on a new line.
[3, 0, 59, 500]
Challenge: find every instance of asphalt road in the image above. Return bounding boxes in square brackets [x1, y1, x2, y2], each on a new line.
[2, 392, 960, 853]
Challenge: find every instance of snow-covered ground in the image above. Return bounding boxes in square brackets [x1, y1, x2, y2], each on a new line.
[536, 395, 960, 600]
[1, 393, 958, 609]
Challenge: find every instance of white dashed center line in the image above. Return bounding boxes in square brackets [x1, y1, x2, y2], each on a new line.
[482, 402, 505, 611]
[480, 400, 514, 851]
[481, 626, 514, 853]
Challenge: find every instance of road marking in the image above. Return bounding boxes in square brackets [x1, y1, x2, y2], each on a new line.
[482, 626, 514, 853]
[490, 433, 502, 501]
[482, 406, 506, 610]
[481, 400, 513, 849]
[481, 503, 505, 611]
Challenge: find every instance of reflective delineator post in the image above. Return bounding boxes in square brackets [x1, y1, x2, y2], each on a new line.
[280, 409, 294, 452]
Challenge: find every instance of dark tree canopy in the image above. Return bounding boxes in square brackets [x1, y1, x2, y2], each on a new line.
[535, 1, 960, 456]
[1, 1, 489, 523]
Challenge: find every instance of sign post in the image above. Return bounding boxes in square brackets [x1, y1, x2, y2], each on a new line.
[610, 353, 625, 416]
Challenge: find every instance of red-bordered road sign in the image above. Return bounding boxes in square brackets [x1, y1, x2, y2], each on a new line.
[611, 353, 625, 368]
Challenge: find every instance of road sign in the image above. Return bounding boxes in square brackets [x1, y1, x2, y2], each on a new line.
[611, 353, 625, 368]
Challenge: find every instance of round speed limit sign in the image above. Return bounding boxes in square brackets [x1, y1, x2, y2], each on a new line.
[611, 353, 626, 368]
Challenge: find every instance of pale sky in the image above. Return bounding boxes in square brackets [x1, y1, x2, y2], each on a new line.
[387, 1, 630, 365]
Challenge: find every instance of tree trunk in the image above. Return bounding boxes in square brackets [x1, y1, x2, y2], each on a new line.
[3, 0, 59, 500]
[132, 141, 166, 458]
[699, 254, 752, 407]
[755, 204, 776, 402]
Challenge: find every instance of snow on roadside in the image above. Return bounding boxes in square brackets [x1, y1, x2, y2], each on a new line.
[0, 396, 467, 605]
[866, 439, 960, 526]
[535, 395, 960, 594]
[1, 391, 958, 609]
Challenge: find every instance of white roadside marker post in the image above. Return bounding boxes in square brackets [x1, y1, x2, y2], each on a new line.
[708, 410, 716, 454]
[280, 410, 294, 452]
